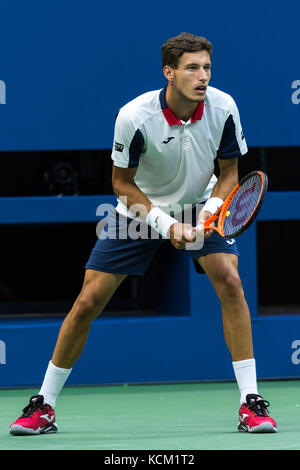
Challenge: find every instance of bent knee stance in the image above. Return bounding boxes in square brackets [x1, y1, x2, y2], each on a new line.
[67, 271, 126, 326]
[70, 295, 104, 325]
[214, 270, 244, 301]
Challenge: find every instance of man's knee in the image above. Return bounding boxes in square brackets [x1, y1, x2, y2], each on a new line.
[215, 268, 244, 301]
[75, 294, 103, 320]
[70, 294, 103, 325]
[70, 271, 126, 325]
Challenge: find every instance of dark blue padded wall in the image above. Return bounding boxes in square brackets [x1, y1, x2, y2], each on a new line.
[0, 2, 300, 386]
[0, 193, 300, 387]
[0, 0, 299, 150]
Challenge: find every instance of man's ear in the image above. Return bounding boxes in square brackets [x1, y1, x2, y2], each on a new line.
[163, 65, 175, 82]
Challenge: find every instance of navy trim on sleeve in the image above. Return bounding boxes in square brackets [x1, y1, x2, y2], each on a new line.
[217, 114, 242, 160]
[128, 129, 144, 168]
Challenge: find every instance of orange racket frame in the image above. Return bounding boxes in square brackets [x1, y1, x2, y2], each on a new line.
[199, 171, 268, 238]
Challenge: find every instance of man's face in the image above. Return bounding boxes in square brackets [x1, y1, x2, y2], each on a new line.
[168, 51, 212, 102]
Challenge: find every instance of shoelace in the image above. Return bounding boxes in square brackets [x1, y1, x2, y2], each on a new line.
[248, 398, 270, 417]
[21, 401, 45, 418]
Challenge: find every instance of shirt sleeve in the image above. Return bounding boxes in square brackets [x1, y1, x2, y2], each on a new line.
[217, 98, 248, 160]
[111, 109, 145, 168]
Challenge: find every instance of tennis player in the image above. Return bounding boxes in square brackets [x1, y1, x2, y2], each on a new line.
[10, 33, 277, 435]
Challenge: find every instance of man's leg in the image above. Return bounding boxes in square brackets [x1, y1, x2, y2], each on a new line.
[196, 253, 258, 402]
[9, 269, 126, 435]
[196, 252, 277, 433]
[51, 269, 127, 369]
[196, 253, 253, 361]
[38, 269, 127, 406]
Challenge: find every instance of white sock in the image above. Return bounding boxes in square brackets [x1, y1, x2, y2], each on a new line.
[232, 358, 258, 405]
[38, 360, 72, 409]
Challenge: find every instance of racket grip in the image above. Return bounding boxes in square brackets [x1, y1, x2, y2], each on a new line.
[203, 216, 218, 229]
[198, 223, 216, 231]
[186, 223, 204, 238]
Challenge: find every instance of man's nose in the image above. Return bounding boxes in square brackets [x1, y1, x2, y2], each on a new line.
[198, 68, 208, 81]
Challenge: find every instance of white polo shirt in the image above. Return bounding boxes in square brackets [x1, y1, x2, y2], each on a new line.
[111, 86, 248, 219]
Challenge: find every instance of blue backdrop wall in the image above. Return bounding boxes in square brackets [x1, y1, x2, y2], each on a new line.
[1, 193, 300, 387]
[0, 0, 299, 150]
[0, 2, 300, 387]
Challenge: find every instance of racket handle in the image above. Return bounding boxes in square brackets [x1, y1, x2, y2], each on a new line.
[203, 215, 218, 229]
[186, 223, 204, 239]
[202, 205, 222, 229]
[186, 223, 218, 241]
[186, 224, 201, 238]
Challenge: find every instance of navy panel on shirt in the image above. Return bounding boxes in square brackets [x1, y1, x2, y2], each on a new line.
[128, 129, 145, 168]
[217, 114, 242, 160]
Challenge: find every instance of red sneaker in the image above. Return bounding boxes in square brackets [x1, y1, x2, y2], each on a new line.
[238, 394, 277, 433]
[9, 395, 57, 435]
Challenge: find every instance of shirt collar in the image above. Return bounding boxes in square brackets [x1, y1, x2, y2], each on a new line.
[159, 87, 204, 126]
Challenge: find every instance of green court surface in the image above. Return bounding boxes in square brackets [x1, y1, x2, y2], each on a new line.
[0, 380, 299, 450]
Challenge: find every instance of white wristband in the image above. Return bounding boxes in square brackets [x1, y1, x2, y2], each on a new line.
[202, 197, 224, 215]
[146, 207, 177, 239]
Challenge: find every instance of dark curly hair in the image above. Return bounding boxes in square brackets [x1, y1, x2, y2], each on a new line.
[161, 32, 212, 69]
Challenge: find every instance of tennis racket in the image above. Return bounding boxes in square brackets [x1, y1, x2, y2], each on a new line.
[195, 171, 268, 239]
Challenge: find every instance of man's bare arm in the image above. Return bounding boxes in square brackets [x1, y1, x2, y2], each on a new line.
[197, 157, 239, 236]
[112, 165, 152, 220]
[211, 157, 239, 199]
[112, 164, 195, 247]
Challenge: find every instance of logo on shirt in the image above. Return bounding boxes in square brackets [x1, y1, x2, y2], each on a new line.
[162, 137, 175, 144]
[114, 141, 124, 152]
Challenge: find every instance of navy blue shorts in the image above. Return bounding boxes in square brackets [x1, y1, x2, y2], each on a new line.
[85, 207, 239, 277]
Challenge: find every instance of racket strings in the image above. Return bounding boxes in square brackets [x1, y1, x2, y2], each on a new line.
[223, 175, 263, 236]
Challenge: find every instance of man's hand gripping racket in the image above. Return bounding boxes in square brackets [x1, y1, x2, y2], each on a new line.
[193, 171, 268, 239]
